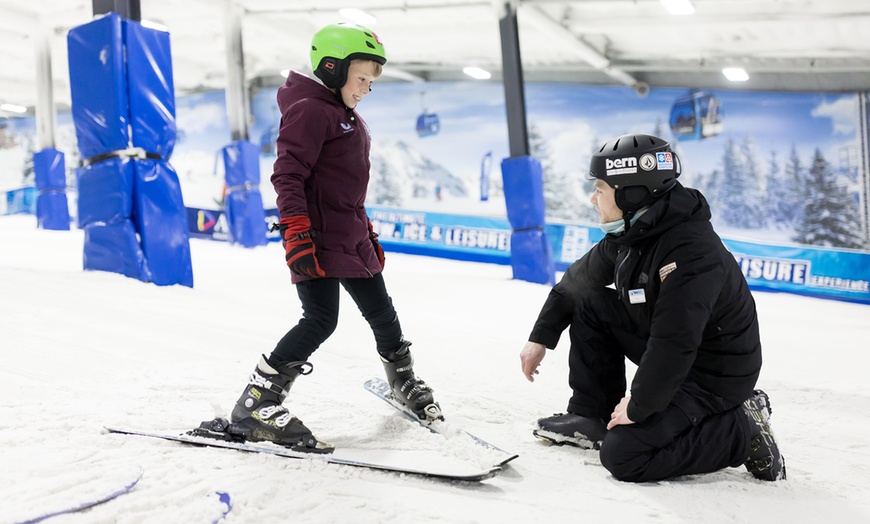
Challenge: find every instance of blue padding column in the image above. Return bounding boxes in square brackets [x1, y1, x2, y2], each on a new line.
[77, 159, 150, 280]
[125, 21, 176, 158]
[33, 148, 71, 230]
[126, 20, 193, 287]
[222, 140, 267, 247]
[67, 14, 129, 158]
[501, 156, 555, 285]
[132, 160, 193, 286]
[68, 13, 193, 287]
[68, 14, 145, 280]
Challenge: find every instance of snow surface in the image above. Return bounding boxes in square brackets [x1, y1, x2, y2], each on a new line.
[2, 214, 870, 523]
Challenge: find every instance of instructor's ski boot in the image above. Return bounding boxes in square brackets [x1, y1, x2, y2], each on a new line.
[381, 340, 442, 422]
[533, 413, 607, 450]
[229, 355, 331, 453]
[741, 390, 786, 481]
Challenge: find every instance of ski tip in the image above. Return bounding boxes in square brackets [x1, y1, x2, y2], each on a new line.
[472, 466, 504, 482]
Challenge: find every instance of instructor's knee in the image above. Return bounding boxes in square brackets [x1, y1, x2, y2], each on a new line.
[599, 431, 644, 483]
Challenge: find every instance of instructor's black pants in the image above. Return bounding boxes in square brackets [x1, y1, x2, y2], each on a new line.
[568, 288, 751, 483]
[271, 273, 403, 364]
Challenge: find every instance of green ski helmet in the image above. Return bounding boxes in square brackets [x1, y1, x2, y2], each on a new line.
[587, 133, 681, 215]
[310, 23, 387, 89]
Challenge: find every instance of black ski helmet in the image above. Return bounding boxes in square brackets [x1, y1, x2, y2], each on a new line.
[587, 133, 681, 214]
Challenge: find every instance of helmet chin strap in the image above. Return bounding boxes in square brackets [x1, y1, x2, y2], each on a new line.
[621, 210, 636, 233]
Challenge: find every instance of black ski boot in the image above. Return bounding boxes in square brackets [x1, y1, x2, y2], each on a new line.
[229, 355, 330, 453]
[381, 340, 442, 421]
[742, 390, 786, 481]
[533, 413, 608, 449]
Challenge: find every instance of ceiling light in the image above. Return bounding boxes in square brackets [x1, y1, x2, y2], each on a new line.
[1, 103, 27, 113]
[463, 66, 491, 80]
[722, 67, 749, 82]
[660, 0, 695, 15]
[339, 8, 377, 26]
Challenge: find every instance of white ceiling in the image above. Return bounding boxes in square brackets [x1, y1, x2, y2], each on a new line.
[2, 0, 870, 115]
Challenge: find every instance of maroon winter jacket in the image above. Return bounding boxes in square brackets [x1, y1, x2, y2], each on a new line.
[271, 71, 382, 283]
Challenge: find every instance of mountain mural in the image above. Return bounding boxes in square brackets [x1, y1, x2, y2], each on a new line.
[368, 139, 468, 207]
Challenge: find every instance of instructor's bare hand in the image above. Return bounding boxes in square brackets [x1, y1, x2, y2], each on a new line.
[520, 341, 547, 382]
[607, 396, 635, 429]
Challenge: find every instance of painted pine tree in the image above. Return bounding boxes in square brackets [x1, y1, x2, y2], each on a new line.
[740, 136, 767, 228]
[780, 146, 806, 226]
[765, 148, 805, 228]
[530, 123, 586, 221]
[792, 148, 865, 248]
[718, 137, 766, 228]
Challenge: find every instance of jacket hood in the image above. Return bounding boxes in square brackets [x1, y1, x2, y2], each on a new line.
[617, 182, 711, 245]
[277, 71, 343, 113]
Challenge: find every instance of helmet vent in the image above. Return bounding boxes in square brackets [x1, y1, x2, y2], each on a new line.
[612, 138, 621, 151]
[632, 136, 639, 147]
[366, 41, 376, 49]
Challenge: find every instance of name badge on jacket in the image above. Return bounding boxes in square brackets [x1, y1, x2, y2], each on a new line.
[628, 289, 646, 304]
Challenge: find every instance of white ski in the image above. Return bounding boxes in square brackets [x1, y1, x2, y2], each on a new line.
[364, 377, 519, 467]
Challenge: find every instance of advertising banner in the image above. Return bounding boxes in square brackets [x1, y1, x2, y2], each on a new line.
[2, 187, 37, 215]
[184, 204, 869, 304]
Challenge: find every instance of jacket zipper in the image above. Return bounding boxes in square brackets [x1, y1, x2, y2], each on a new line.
[615, 248, 631, 297]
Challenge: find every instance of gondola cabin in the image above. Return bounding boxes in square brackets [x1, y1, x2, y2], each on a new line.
[669, 92, 723, 140]
[416, 112, 440, 137]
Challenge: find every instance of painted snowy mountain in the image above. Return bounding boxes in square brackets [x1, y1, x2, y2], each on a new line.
[368, 139, 468, 207]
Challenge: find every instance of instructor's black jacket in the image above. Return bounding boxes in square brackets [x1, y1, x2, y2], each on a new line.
[529, 183, 761, 423]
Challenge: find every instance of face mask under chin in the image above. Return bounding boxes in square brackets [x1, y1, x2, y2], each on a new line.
[600, 218, 625, 235]
[599, 208, 649, 236]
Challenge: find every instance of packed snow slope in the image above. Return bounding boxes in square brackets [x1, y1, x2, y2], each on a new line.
[1, 215, 869, 523]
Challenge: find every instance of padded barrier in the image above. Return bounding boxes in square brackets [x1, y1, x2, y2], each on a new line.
[75, 158, 147, 280]
[33, 148, 70, 230]
[75, 158, 134, 228]
[67, 14, 129, 159]
[509, 229, 555, 285]
[82, 220, 150, 281]
[68, 13, 192, 287]
[125, 18, 192, 286]
[500, 155, 555, 285]
[222, 140, 267, 247]
[126, 21, 176, 158]
[132, 160, 193, 286]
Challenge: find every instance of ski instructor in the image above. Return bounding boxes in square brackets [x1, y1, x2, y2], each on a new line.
[228, 23, 440, 451]
[519, 133, 786, 482]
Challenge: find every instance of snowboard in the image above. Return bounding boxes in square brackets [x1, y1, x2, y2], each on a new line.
[364, 377, 519, 467]
[104, 425, 502, 482]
